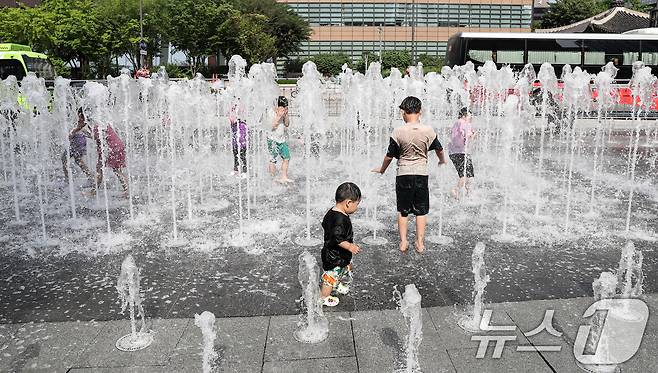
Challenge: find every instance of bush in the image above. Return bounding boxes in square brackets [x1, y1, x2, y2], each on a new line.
[417, 54, 444, 69]
[381, 50, 412, 71]
[310, 53, 351, 77]
[163, 63, 192, 79]
[353, 52, 379, 73]
[284, 58, 306, 75]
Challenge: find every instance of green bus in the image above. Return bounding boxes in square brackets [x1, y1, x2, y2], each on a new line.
[0, 43, 55, 80]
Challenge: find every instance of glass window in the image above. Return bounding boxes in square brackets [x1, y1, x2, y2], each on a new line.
[0, 59, 26, 80]
[22, 55, 54, 79]
[641, 40, 658, 65]
[582, 39, 639, 66]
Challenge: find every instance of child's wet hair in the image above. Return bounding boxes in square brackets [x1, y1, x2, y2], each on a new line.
[399, 96, 422, 114]
[277, 96, 288, 107]
[335, 182, 361, 203]
[459, 107, 470, 118]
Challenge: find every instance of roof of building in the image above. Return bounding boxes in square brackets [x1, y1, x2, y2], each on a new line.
[535, 7, 650, 34]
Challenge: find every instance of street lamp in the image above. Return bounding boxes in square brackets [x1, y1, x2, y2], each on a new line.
[139, 0, 144, 69]
[378, 25, 383, 64]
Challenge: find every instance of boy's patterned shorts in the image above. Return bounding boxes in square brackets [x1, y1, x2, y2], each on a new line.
[321, 263, 353, 288]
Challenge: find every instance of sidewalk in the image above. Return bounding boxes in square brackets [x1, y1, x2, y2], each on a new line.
[1, 294, 656, 373]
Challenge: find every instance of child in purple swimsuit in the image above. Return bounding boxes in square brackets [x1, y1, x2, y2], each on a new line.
[228, 99, 248, 176]
[61, 108, 94, 186]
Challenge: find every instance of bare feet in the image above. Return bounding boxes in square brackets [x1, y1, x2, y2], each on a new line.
[82, 189, 96, 197]
[399, 240, 409, 252]
[415, 240, 425, 253]
[278, 178, 294, 184]
[450, 188, 459, 200]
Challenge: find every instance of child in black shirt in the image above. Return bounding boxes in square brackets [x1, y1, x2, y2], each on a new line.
[320, 182, 362, 307]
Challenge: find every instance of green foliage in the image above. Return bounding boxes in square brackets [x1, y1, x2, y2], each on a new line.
[310, 53, 350, 77]
[165, 0, 235, 74]
[381, 50, 412, 71]
[417, 54, 443, 68]
[233, 0, 311, 59]
[624, 0, 652, 12]
[0, 0, 308, 78]
[284, 58, 307, 74]
[162, 63, 191, 79]
[353, 52, 379, 73]
[222, 12, 276, 65]
[49, 56, 72, 77]
[540, 0, 609, 29]
[276, 79, 298, 84]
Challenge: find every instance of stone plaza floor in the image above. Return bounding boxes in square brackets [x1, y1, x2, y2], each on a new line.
[1, 294, 657, 372]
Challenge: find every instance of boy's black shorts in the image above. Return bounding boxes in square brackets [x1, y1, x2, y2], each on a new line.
[395, 175, 429, 217]
[449, 153, 474, 178]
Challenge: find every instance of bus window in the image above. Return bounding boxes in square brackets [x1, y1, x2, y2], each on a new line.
[22, 55, 55, 79]
[0, 59, 25, 80]
[528, 38, 581, 65]
[640, 40, 658, 65]
[582, 39, 640, 65]
[498, 51, 523, 64]
[468, 50, 493, 64]
[528, 51, 581, 64]
[466, 38, 524, 65]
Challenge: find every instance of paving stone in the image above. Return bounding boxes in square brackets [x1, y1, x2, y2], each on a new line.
[166, 353, 258, 373]
[352, 309, 455, 373]
[170, 315, 269, 372]
[75, 318, 188, 368]
[426, 305, 526, 350]
[0, 323, 18, 347]
[264, 312, 354, 362]
[68, 366, 169, 373]
[262, 356, 357, 373]
[446, 346, 553, 373]
[0, 321, 103, 373]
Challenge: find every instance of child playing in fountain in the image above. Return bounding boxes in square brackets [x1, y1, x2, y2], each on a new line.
[372, 96, 446, 254]
[71, 114, 129, 197]
[449, 107, 476, 199]
[320, 182, 362, 307]
[267, 96, 293, 183]
[61, 108, 94, 186]
[228, 98, 248, 177]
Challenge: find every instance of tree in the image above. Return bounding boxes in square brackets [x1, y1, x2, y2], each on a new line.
[540, 0, 608, 29]
[28, 0, 104, 78]
[165, 0, 235, 75]
[310, 53, 350, 76]
[233, 0, 310, 60]
[222, 12, 276, 65]
[93, 0, 169, 73]
[381, 50, 412, 71]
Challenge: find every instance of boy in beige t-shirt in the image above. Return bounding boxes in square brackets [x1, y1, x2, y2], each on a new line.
[372, 96, 446, 253]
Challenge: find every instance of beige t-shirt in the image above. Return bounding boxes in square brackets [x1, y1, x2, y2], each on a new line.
[387, 122, 443, 176]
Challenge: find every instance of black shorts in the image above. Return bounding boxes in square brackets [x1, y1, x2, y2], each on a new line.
[449, 154, 474, 178]
[395, 175, 429, 217]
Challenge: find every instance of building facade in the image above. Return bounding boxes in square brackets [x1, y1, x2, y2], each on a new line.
[277, 0, 533, 63]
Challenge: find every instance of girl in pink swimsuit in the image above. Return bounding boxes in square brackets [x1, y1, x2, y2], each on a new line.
[90, 123, 129, 197]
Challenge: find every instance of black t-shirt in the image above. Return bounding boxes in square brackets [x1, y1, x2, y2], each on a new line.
[321, 209, 354, 271]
